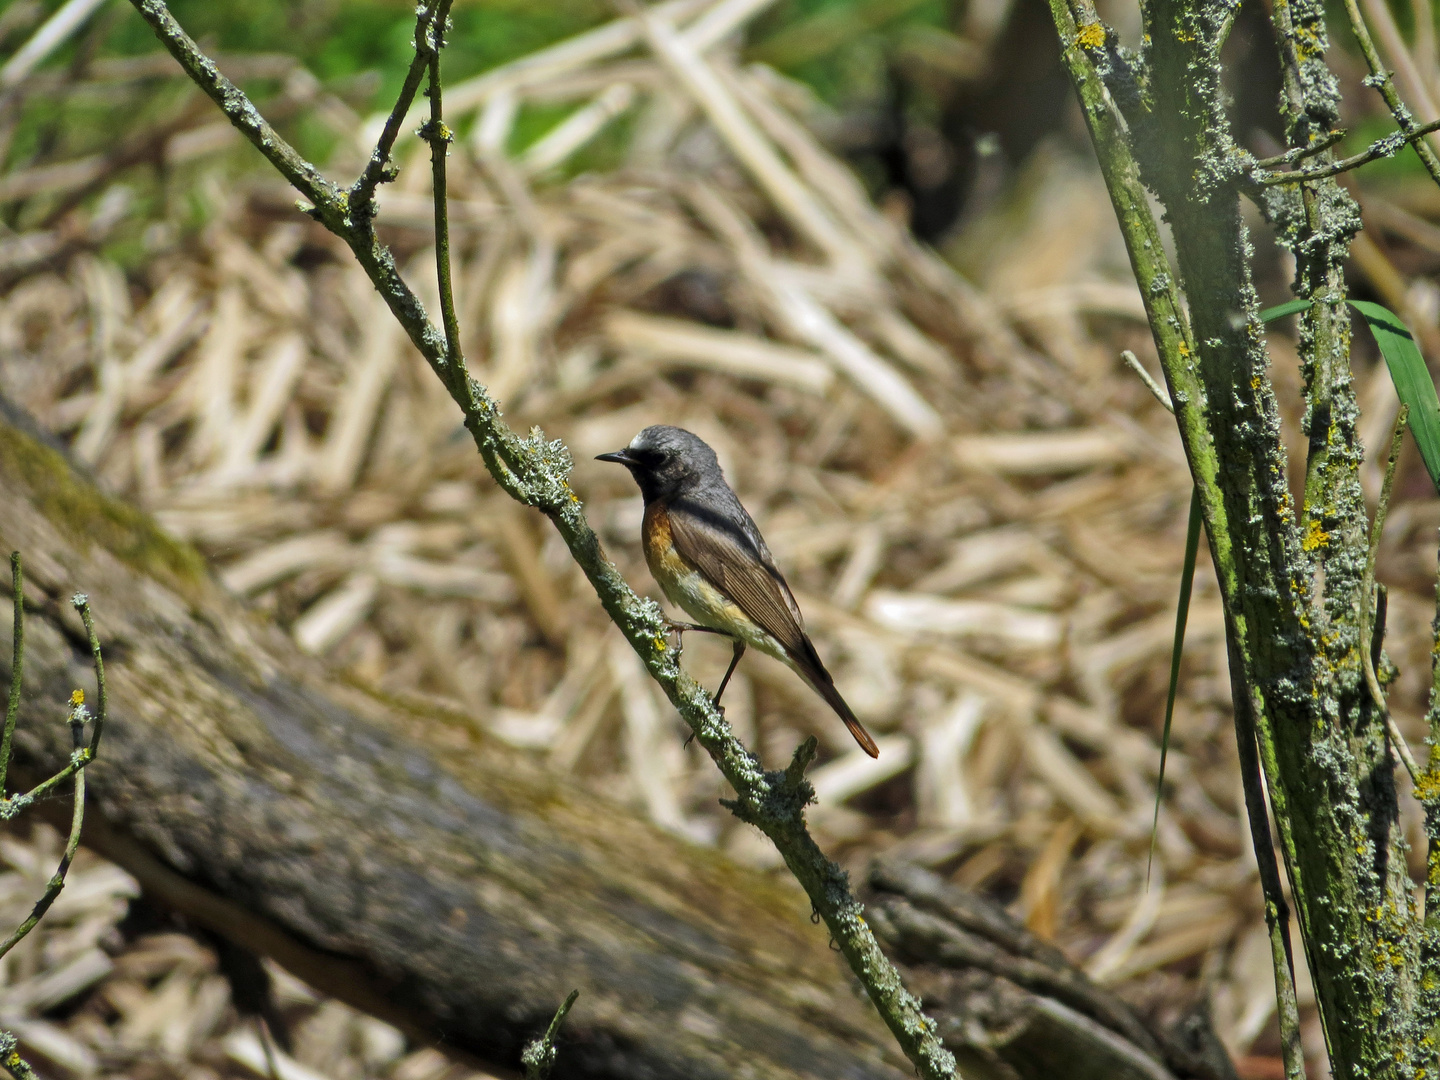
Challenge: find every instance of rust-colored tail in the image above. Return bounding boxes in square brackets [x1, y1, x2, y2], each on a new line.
[789, 645, 879, 758]
[819, 679, 880, 758]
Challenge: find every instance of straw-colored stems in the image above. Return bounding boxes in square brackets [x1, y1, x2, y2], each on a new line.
[628, 0, 860, 270]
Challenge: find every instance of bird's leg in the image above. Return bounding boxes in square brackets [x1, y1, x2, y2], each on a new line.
[713, 640, 746, 711]
[666, 619, 726, 636]
[683, 638, 746, 749]
[664, 618, 725, 654]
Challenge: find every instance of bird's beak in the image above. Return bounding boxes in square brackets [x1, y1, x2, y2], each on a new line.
[595, 449, 636, 465]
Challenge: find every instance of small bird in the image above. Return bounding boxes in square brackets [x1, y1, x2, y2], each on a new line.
[598, 425, 879, 758]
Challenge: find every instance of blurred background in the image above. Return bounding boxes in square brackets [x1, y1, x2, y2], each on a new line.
[3, 1, 1440, 1078]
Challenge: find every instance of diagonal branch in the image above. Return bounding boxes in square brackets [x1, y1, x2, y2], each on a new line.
[126, 0, 342, 215]
[1254, 115, 1440, 186]
[1341, 0, 1440, 187]
[121, 3, 958, 1076]
[351, 0, 455, 222]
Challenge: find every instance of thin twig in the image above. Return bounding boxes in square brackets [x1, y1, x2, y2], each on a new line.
[1256, 115, 1440, 185]
[0, 675, 91, 962]
[1341, 0, 1440, 187]
[0, 1031, 39, 1080]
[1418, 541, 1440, 1040]
[1253, 128, 1346, 169]
[419, 3, 462, 375]
[1359, 407, 1421, 783]
[520, 989, 579, 1080]
[1120, 350, 1173, 413]
[351, 0, 449, 220]
[74, 592, 105, 757]
[0, 553, 23, 792]
[1227, 622, 1307, 1080]
[125, 5, 958, 1076]
[127, 1, 340, 213]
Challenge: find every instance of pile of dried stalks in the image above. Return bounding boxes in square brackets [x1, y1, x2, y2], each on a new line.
[5, 1, 1440, 1076]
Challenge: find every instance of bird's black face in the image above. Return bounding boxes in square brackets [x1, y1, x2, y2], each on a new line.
[596, 425, 717, 503]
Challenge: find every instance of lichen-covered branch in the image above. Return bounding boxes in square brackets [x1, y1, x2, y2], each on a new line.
[350, 0, 452, 221]
[1227, 622, 1306, 1080]
[0, 566, 106, 1080]
[1050, 0, 1429, 1075]
[521, 990, 578, 1080]
[1254, 116, 1440, 185]
[1340, 0, 1440, 187]
[122, 3, 957, 1076]
[1420, 558, 1440, 1060]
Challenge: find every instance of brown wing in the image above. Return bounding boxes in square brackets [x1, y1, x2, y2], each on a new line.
[667, 496, 881, 758]
[666, 499, 810, 660]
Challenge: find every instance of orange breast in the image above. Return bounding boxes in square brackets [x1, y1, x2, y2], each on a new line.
[642, 499, 672, 554]
[642, 501, 688, 587]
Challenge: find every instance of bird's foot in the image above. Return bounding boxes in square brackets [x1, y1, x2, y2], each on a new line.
[666, 619, 723, 637]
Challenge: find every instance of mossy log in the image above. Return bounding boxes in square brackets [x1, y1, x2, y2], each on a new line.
[0, 401, 1197, 1080]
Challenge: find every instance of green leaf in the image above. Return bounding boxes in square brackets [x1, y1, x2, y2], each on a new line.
[1150, 486, 1202, 880]
[1259, 298, 1312, 323]
[1350, 299, 1440, 494]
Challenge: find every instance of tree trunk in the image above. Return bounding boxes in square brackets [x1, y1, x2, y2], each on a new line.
[0, 399, 1202, 1080]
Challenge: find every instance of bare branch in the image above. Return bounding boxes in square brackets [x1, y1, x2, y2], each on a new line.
[0, 593, 102, 963]
[1120, 350, 1174, 413]
[127, 0, 343, 215]
[1255, 115, 1440, 185]
[350, 0, 455, 222]
[1253, 128, 1346, 169]
[123, 3, 959, 1075]
[520, 990, 578, 1080]
[1359, 407, 1421, 783]
[1340, 0, 1440, 187]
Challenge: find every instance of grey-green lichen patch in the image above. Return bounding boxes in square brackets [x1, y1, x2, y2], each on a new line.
[0, 423, 209, 600]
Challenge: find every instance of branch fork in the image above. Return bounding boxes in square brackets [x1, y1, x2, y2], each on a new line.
[123, 2, 958, 1076]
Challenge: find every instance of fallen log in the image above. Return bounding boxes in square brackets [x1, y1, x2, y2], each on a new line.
[0, 399, 907, 1080]
[0, 399, 1214, 1079]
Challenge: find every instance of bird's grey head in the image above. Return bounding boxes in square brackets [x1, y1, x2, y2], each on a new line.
[595, 425, 722, 501]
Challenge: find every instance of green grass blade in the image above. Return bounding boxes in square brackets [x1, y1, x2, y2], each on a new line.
[1259, 298, 1312, 323]
[1349, 299, 1440, 494]
[1150, 486, 1202, 880]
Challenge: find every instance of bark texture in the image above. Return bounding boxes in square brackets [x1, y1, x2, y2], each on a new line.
[0, 401, 1200, 1080]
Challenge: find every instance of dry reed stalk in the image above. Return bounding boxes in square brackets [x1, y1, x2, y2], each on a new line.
[10, 0, 1440, 1066]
